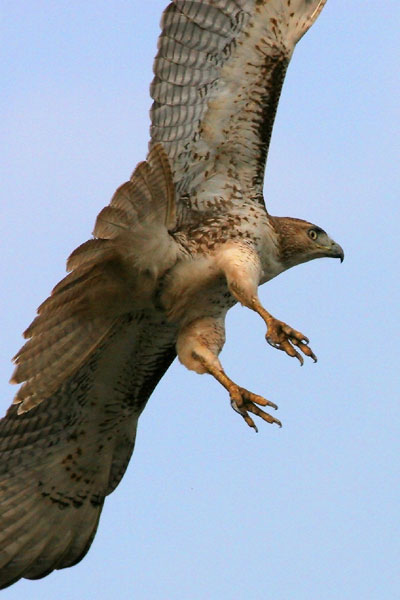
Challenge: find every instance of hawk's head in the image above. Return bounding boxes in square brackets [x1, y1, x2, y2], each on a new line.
[271, 216, 344, 270]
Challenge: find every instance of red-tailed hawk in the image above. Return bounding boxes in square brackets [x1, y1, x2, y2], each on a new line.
[0, 0, 343, 589]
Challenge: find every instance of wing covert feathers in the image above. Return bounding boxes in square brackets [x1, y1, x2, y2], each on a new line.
[151, 0, 327, 202]
[11, 144, 179, 413]
[1, 302, 177, 588]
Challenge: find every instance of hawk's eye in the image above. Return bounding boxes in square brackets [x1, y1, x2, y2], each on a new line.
[308, 229, 318, 241]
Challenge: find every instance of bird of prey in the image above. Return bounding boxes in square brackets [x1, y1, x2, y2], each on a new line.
[0, 0, 343, 589]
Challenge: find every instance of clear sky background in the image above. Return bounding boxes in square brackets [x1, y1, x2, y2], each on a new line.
[1, 1, 399, 599]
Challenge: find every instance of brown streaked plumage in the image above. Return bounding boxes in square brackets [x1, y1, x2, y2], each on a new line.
[0, 0, 344, 589]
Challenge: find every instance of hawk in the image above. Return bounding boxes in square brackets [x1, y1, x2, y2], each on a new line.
[0, 0, 343, 589]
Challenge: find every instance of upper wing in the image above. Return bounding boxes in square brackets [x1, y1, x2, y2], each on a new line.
[150, 0, 327, 208]
[11, 144, 179, 414]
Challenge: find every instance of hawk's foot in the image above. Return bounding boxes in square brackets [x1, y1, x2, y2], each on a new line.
[188, 342, 281, 432]
[265, 317, 317, 365]
[230, 385, 281, 432]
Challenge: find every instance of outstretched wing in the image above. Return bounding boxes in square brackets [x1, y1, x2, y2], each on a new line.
[150, 0, 327, 207]
[0, 312, 177, 589]
[0, 145, 180, 588]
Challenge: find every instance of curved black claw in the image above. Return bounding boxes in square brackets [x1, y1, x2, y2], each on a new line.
[230, 386, 281, 432]
[266, 319, 317, 365]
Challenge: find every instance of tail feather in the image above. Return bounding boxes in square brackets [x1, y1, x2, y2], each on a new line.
[93, 204, 136, 239]
[10, 144, 179, 415]
[11, 317, 116, 413]
[66, 239, 116, 272]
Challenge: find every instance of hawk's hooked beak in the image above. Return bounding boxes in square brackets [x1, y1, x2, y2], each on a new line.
[328, 241, 344, 263]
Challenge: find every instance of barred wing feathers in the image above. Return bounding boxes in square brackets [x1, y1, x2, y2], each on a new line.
[150, 0, 327, 203]
[0, 145, 180, 587]
[0, 312, 177, 588]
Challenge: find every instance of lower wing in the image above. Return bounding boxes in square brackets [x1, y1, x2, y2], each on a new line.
[0, 143, 180, 587]
[0, 310, 177, 589]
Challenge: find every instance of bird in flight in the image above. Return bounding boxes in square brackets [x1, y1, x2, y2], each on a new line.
[0, 0, 343, 589]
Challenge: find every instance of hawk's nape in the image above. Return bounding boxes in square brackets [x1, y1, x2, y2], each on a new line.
[0, 147, 179, 589]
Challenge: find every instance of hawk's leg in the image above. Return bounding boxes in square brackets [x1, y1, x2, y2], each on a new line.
[176, 317, 281, 431]
[193, 353, 281, 432]
[249, 297, 317, 366]
[216, 241, 317, 365]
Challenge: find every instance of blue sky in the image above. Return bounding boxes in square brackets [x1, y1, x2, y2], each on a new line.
[1, 1, 399, 598]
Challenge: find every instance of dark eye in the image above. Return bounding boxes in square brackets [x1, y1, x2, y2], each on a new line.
[308, 229, 318, 240]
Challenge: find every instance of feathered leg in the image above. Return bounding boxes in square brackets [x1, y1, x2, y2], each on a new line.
[216, 242, 317, 365]
[176, 317, 281, 431]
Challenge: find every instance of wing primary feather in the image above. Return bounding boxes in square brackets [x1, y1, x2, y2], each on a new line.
[151, 0, 328, 205]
